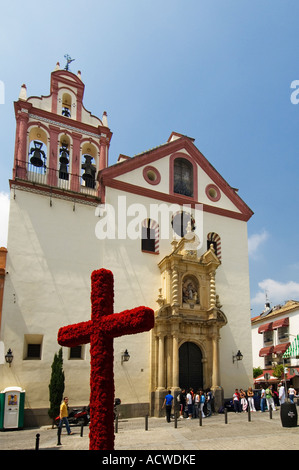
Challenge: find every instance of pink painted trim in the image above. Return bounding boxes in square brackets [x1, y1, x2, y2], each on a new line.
[10, 179, 100, 205]
[26, 106, 112, 142]
[207, 232, 221, 260]
[141, 218, 159, 253]
[101, 176, 252, 222]
[100, 136, 253, 220]
[205, 183, 221, 202]
[141, 250, 160, 255]
[142, 166, 161, 185]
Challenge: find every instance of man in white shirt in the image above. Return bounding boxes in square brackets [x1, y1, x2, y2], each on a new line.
[186, 390, 193, 419]
[278, 383, 285, 405]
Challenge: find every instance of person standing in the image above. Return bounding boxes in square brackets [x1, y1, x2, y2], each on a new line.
[247, 387, 256, 412]
[162, 390, 174, 423]
[265, 385, 276, 411]
[260, 386, 266, 412]
[240, 389, 248, 411]
[186, 389, 193, 419]
[178, 388, 186, 419]
[194, 391, 200, 418]
[233, 389, 241, 413]
[205, 388, 213, 417]
[199, 390, 206, 418]
[288, 385, 296, 403]
[278, 383, 285, 405]
[59, 397, 73, 435]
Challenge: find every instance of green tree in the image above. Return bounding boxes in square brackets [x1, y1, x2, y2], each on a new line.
[253, 366, 263, 379]
[272, 363, 284, 381]
[48, 348, 65, 425]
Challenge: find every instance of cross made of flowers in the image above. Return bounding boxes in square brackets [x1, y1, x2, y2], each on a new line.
[57, 268, 154, 450]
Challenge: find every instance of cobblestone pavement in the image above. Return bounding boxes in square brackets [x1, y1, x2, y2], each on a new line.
[0, 410, 298, 451]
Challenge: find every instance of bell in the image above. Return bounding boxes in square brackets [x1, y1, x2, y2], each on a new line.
[59, 162, 69, 181]
[29, 141, 45, 167]
[59, 144, 69, 164]
[62, 107, 71, 117]
[82, 154, 96, 188]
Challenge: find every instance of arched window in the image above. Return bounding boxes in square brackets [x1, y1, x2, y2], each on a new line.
[207, 232, 221, 260]
[141, 219, 159, 253]
[58, 134, 71, 182]
[173, 158, 193, 197]
[81, 143, 97, 190]
[62, 92, 72, 117]
[27, 127, 48, 183]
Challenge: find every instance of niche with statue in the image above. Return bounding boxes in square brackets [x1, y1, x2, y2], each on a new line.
[182, 275, 200, 305]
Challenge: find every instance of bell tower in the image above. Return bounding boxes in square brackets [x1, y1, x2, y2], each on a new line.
[12, 62, 112, 203]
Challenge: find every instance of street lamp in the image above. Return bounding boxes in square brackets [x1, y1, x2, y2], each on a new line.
[5, 348, 13, 367]
[232, 350, 243, 364]
[121, 349, 130, 364]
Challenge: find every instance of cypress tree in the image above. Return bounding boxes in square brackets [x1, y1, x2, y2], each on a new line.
[48, 348, 65, 425]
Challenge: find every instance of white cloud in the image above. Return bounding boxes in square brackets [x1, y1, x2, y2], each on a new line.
[251, 278, 299, 306]
[248, 230, 269, 258]
[0, 192, 9, 247]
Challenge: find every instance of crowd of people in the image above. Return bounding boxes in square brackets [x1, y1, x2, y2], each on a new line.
[163, 387, 214, 422]
[232, 383, 298, 413]
[162, 383, 298, 421]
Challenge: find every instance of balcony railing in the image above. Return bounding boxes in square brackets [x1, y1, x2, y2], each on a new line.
[14, 161, 99, 198]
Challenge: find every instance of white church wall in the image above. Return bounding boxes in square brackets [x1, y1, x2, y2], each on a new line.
[0, 188, 101, 407]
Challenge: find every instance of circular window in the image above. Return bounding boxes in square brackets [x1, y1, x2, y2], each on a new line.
[205, 184, 221, 202]
[143, 166, 161, 185]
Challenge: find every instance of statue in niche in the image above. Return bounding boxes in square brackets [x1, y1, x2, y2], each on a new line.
[182, 278, 199, 304]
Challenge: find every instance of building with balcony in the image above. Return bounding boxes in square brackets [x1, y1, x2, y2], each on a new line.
[251, 300, 299, 388]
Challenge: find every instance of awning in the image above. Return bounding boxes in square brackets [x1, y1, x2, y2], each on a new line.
[258, 322, 273, 334]
[273, 317, 289, 329]
[283, 334, 299, 358]
[254, 371, 278, 383]
[259, 346, 274, 357]
[273, 342, 290, 355]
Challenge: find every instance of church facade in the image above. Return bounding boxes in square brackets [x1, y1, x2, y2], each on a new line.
[0, 66, 254, 425]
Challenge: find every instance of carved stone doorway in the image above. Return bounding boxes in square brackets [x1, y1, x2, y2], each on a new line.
[151, 236, 227, 416]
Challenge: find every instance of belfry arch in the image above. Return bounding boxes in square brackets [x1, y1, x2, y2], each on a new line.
[150, 236, 227, 416]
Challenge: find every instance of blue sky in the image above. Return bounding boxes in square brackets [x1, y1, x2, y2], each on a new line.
[0, 0, 299, 316]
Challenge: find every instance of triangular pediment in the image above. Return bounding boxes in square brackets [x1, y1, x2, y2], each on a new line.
[100, 133, 253, 221]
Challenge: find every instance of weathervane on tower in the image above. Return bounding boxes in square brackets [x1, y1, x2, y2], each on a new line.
[64, 54, 75, 71]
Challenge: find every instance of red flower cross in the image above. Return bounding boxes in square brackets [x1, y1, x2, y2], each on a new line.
[57, 268, 154, 450]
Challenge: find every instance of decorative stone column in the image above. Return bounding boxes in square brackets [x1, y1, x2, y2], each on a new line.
[155, 332, 167, 417]
[171, 268, 179, 305]
[14, 109, 29, 179]
[166, 335, 172, 388]
[211, 331, 223, 410]
[157, 333, 165, 390]
[172, 334, 179, 389]
[209, 271, 216, 308]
